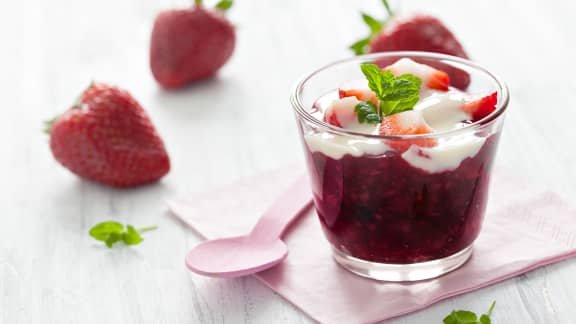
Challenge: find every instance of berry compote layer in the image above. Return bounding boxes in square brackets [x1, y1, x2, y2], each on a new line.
[303, 58, 502, 264]
[305, 135, 499, 263]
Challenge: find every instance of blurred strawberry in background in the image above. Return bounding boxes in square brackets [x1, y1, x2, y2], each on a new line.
[150, 0, 236, 89]
[350, 0, 471, 89]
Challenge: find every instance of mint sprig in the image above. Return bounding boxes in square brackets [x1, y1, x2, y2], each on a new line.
[443, 301, 496, 324]
[356, 63, 421, 122]
[354, 101, 381, 124]
[89, 221, 157, 248]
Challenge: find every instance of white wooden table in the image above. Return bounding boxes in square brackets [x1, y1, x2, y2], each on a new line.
[2, 0, 575, 322]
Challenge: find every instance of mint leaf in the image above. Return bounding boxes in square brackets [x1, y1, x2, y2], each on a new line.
[480, 301, 496, 324]
[359, 63, 422, 117]
[215, 0, 233, 11]
[89, 221, 124, 241]
[354, 101, 381, 124]
[361, 13, 383, 35]
[349, 38, 370, 55]
[479, 315, 491, 324]
[89, 221, 156, 248]
[105, 233, 123, 248]
[123, 225, 143, 245]
[443, 302, 496, 324]
[361, 63, 392, 99]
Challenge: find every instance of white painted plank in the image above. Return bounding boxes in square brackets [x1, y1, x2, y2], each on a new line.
[0, 0, 575, 323]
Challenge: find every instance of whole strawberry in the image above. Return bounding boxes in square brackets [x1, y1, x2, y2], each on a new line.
[350, 0, 470, 89]
[150, 0, 235, 89]
[48, 83, 170, 188]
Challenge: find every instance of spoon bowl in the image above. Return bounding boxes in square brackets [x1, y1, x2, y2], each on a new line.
[184, 175, 312, 278]
[185, 236, 288, 278]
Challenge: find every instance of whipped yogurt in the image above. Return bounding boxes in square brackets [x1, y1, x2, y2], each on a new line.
[305, 88, 489, 173]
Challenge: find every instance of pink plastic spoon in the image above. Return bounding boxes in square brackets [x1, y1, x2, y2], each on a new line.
[185, 175, 313, 278]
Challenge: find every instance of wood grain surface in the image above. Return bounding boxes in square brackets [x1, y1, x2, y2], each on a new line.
[1, 0, 575, 323]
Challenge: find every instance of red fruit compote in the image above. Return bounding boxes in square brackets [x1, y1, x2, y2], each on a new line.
[291, 53, 509, 281]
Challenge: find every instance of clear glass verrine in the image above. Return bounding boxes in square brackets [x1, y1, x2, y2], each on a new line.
[290, 52, 509, 281]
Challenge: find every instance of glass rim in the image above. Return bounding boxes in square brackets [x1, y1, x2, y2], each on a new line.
[290, 51, 510, 140]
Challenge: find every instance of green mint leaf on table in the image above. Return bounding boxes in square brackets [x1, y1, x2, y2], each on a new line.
[89, 221, 124, 240]
[89, 222, 157, 248]
[354, 101, 381, 124]
[443, 301, 496, 324]
[123, 225, 144, 245]
[358, 63, 422, 121]
[444, 310, 478, 324]
[105, 232, 123, 248]
[215, 0, 233, 11]
[480, 301, 496, 324]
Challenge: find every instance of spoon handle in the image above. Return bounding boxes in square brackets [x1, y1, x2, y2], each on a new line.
[249, 174, 313, 242]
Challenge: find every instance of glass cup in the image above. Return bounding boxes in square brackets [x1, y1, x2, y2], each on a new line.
[290, 52, 509, 281]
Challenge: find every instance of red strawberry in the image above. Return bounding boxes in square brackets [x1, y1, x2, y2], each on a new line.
[323, 97, 361, 128]
[463, 92, 498, 122]
[48, 83, 170, 188]
[350, 1, 470, 89]
[385, 58, 450, 91]
[150, 0, 235, 89]
[379, 110, 436, 152]
[338, 80, 379, 106]
[369, 15, 468, 59]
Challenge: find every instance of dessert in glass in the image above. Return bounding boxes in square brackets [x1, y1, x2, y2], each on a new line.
[290, 52, 509, 281]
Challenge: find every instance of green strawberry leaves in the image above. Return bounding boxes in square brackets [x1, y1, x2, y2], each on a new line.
[350, 38, 372, 56]
[194, 0, 233, 12]
[443, 301, 496, 324]
[89, 221, 157, 248]
[215, 0, 233, 11]
[349, 0, 394, 55]
[362, 13, 383, 35]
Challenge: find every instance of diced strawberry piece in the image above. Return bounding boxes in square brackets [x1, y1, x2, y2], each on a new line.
[323, 97, 360, 128]
[426, 61, 471, 90]
[339, 88, 379, 106]
[379, 110, 436, 152]
[385, 58, 450, 91]
[338, 80, 379, 106]
[426, 70, 450, 91]
[324, 110, 343, 127]
[462, 92, 497, 122]
[338, 81, 379, 107]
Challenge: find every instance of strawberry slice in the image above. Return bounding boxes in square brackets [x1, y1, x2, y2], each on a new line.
[462, 92, 497, 122]
[323, 97, 361, 128]
[379, 110, 436, 152]
[386, 58, 450, 91]
[338, 80, 379, 106]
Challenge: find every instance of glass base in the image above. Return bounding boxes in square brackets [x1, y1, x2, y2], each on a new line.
[332, 245, 473, 282]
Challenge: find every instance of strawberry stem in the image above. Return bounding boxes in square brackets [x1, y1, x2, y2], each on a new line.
[44, 118, 56, 134]
[194, 0, 202, 6]
[381, 0, 394, 17]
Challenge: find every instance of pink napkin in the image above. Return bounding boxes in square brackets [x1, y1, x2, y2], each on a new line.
[168, 165, 576, 324]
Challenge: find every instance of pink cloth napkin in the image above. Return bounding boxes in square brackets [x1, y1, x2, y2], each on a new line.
[168, 165, 576, 324]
